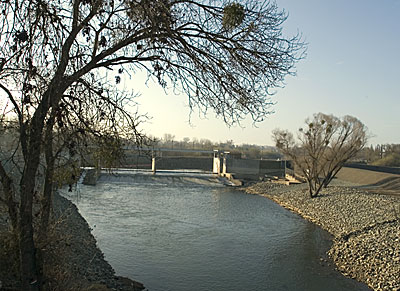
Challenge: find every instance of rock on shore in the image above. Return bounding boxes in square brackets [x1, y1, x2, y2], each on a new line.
[245, 181, 400, 291]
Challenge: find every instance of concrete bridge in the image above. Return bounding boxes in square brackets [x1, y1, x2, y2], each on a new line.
[83, 147, 291, 186]
[120, 147, 214, 171]
[122, 147, 289, 181]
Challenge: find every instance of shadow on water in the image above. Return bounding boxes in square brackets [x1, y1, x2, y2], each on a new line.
[62, 171, 371, 291]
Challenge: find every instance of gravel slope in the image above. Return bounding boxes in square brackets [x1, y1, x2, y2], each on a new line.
[245, 181, 400, 291]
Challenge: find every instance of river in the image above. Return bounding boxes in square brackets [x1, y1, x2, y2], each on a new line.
[61, 170, 370, 291]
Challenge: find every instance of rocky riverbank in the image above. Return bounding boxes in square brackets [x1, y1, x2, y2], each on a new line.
[48, 192, 146, 290]
[0, 192, 146, 291]
[245, 181, 400, 291]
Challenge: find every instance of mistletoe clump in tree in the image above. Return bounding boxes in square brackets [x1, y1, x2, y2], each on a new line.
[0, 0, 305, 289]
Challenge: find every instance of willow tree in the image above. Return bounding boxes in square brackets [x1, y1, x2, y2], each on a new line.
[272, 113, 368, 198]
[0, 0, 305, 289]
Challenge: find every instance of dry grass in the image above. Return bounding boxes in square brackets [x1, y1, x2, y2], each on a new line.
[0, 229, 20, 290]
[336, 167, 400, 186]
[336, 167, 400, 197]
[0, 205, 94, 291]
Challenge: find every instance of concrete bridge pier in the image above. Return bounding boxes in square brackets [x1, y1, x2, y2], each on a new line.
[152, 157, 156, 174]
[213, 150, 230, 176]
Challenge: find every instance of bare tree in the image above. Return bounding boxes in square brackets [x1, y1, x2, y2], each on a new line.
[0, 0, 305, 289]
[0, 77, 145, 289]
[272, 113, 368, 198]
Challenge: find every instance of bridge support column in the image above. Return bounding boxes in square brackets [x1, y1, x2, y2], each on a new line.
[222, 155, 227, 176]
[213, 150, 221, 175]
[152, 157, 156, 174]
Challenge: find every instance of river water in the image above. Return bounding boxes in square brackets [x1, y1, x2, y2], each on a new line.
[61, 170, 370, 291]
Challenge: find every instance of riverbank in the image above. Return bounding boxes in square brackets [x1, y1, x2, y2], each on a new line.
[245, 181, 400, 290]
[0, 192, 146, 291]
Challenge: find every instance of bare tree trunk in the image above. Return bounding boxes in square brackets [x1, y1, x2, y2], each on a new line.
[313, 182, 324, 198]
[37, 128, 55, 289]
[307, 177, 324, 198]
[323, 172, 332, 188]
[19, 180, 40, 291]
[0, 163, 18, 230]
[40, 158, 54, 240]
[19, 132, 43, 291]
[40, 113, 56, 240]
[18, 97, 50, 291]
[307, 179, 315, 198]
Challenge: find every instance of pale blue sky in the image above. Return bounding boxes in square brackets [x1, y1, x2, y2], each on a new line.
[131, 0, 400, 146]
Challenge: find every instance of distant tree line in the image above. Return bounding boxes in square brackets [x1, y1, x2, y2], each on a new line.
[355, 144, 400, 167]
[142, 133, 282, 160]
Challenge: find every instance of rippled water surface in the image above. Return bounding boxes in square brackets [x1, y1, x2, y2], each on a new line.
[61, 171, 370, 291]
